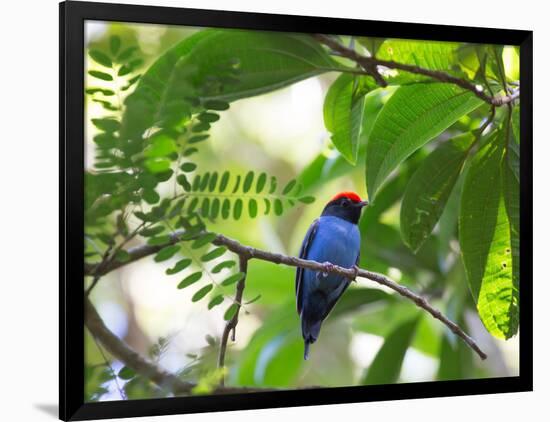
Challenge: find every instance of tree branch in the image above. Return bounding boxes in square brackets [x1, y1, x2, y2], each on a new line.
[217, 255, 248, 385]
[84, 295, 278, 395]
[313, 34, 518, 107]
[85, 229, 487, 360]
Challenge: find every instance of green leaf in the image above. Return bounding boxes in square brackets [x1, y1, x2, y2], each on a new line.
[192, 122, 210, 132]
[224, 303, 239, 321]
[120, 29, 337, 144]
[183, 30, 339, 103]
[110, 35, 121, 55]
[210, 198, 220, 219]
[178, 271, 202, 289]
[377, 40, 459, 71]
[176, 174, 192, 191]
[212, 260, 236, 273]
[256, 172, 267, 193]
[401, 133, 475, 252]
[244, 294, 262, 305]
[142, 189, 160, 205]
[146, 133, 178, 158]
[274, 199, 283, 216]
[118, 366, 136, 380]
[323, 73, 366, 164]
[154, 245, 180, 262]
[366, 83, 484, 199]
[192, 284, 213, 302]
[219, 171, 230, 192]
[134, 211, 153, 222]
[117, 46, 138, 61]
[362, 315, 421, 385]
[263, 198, 271, 215]
[221, 272, 245, 286]
[208, 172, 218, 192]
[191, 232, 217, 249]
[89, 49, 113, 68]
[358, 37, 385, 57]
[203, 100, 229, 111]
[248, 199, 258, 218]
[114, 250, 130, 262]
[188, 134, 210, 144]
[221, 199, 231, 219]
[243, 171, 254, 193]
[511, 106, 520, 144]
[180, 162, 197, 172]
[269, 176, 277, 194]
[88, 70, 113, 81]
[200, 198, 210, 216]
[459, 132, 518, 339]
[298, 196, 315, 204]
[201, 246, 226, 262]
[117, 65, 132, 76]
[166, 258, 192, 275]
[147, 235, 171, 246]
[91, 118, 120, 132]
[208, 295, 224, 309]
[437, 333, 471, 380]
[198, 112, 220, 123]
[199, 172, 210, 192]
[145, 158, 171, 174]
[282, 179, 296, 195]
[86, 87, 115, 96]
[233, 198, 243, 219]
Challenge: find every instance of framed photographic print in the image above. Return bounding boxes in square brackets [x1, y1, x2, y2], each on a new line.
[60, 1, 533, 420]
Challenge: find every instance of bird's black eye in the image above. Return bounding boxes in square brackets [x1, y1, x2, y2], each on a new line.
[342, 199, 349, 207]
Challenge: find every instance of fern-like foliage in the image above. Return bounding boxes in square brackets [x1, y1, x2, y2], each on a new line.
[84, 35, 317, 337]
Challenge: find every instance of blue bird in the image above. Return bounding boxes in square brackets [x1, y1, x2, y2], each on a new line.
[295, 192, 368, 360]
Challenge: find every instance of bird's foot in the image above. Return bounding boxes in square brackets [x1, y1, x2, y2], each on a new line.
[321, 261, 336, 277]
[351, 265, 360, 282]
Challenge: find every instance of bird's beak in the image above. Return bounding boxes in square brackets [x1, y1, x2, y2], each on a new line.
[358, 200, 369, 207]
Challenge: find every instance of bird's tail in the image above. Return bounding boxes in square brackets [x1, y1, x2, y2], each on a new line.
[302, 316, 322, 360]
[304, 341, 311, 360]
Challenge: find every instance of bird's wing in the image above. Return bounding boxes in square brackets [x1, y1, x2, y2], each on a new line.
[295, 218, 319, 314]
[319, 251, 360, 321]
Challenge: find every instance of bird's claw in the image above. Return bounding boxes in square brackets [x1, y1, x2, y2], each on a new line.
[322, 261, 336, 277]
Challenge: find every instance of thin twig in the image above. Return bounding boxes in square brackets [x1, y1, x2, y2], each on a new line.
[85, 230, 487, 360]
[217, 255, 248, 385]
[313, 34, 518, 107]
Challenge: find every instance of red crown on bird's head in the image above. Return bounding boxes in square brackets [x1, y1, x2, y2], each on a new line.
[330, 191, 363, 203]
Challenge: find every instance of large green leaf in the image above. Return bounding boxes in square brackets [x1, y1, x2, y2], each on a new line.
[459, 131, 519, 339]
[437, 331, 472, 380]
[401, 133, 475, 252]
[182, 30, 339, 102]
[361, 314, 421, 385]
[376, 40, 461, 84]
[366, 83, 484, 199]
[377, 39, 459, 71]
[323, 74, 366, 164]
[121, 29, 339, 141]
[503, 119, 520, 303]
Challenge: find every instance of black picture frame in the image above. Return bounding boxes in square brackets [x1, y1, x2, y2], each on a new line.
[60, 1, 533, 420]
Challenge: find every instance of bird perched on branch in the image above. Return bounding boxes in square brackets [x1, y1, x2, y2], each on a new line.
[296, 192, 368, 360]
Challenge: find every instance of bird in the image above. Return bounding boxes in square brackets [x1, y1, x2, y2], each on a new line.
[295, 192, 368, 360]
